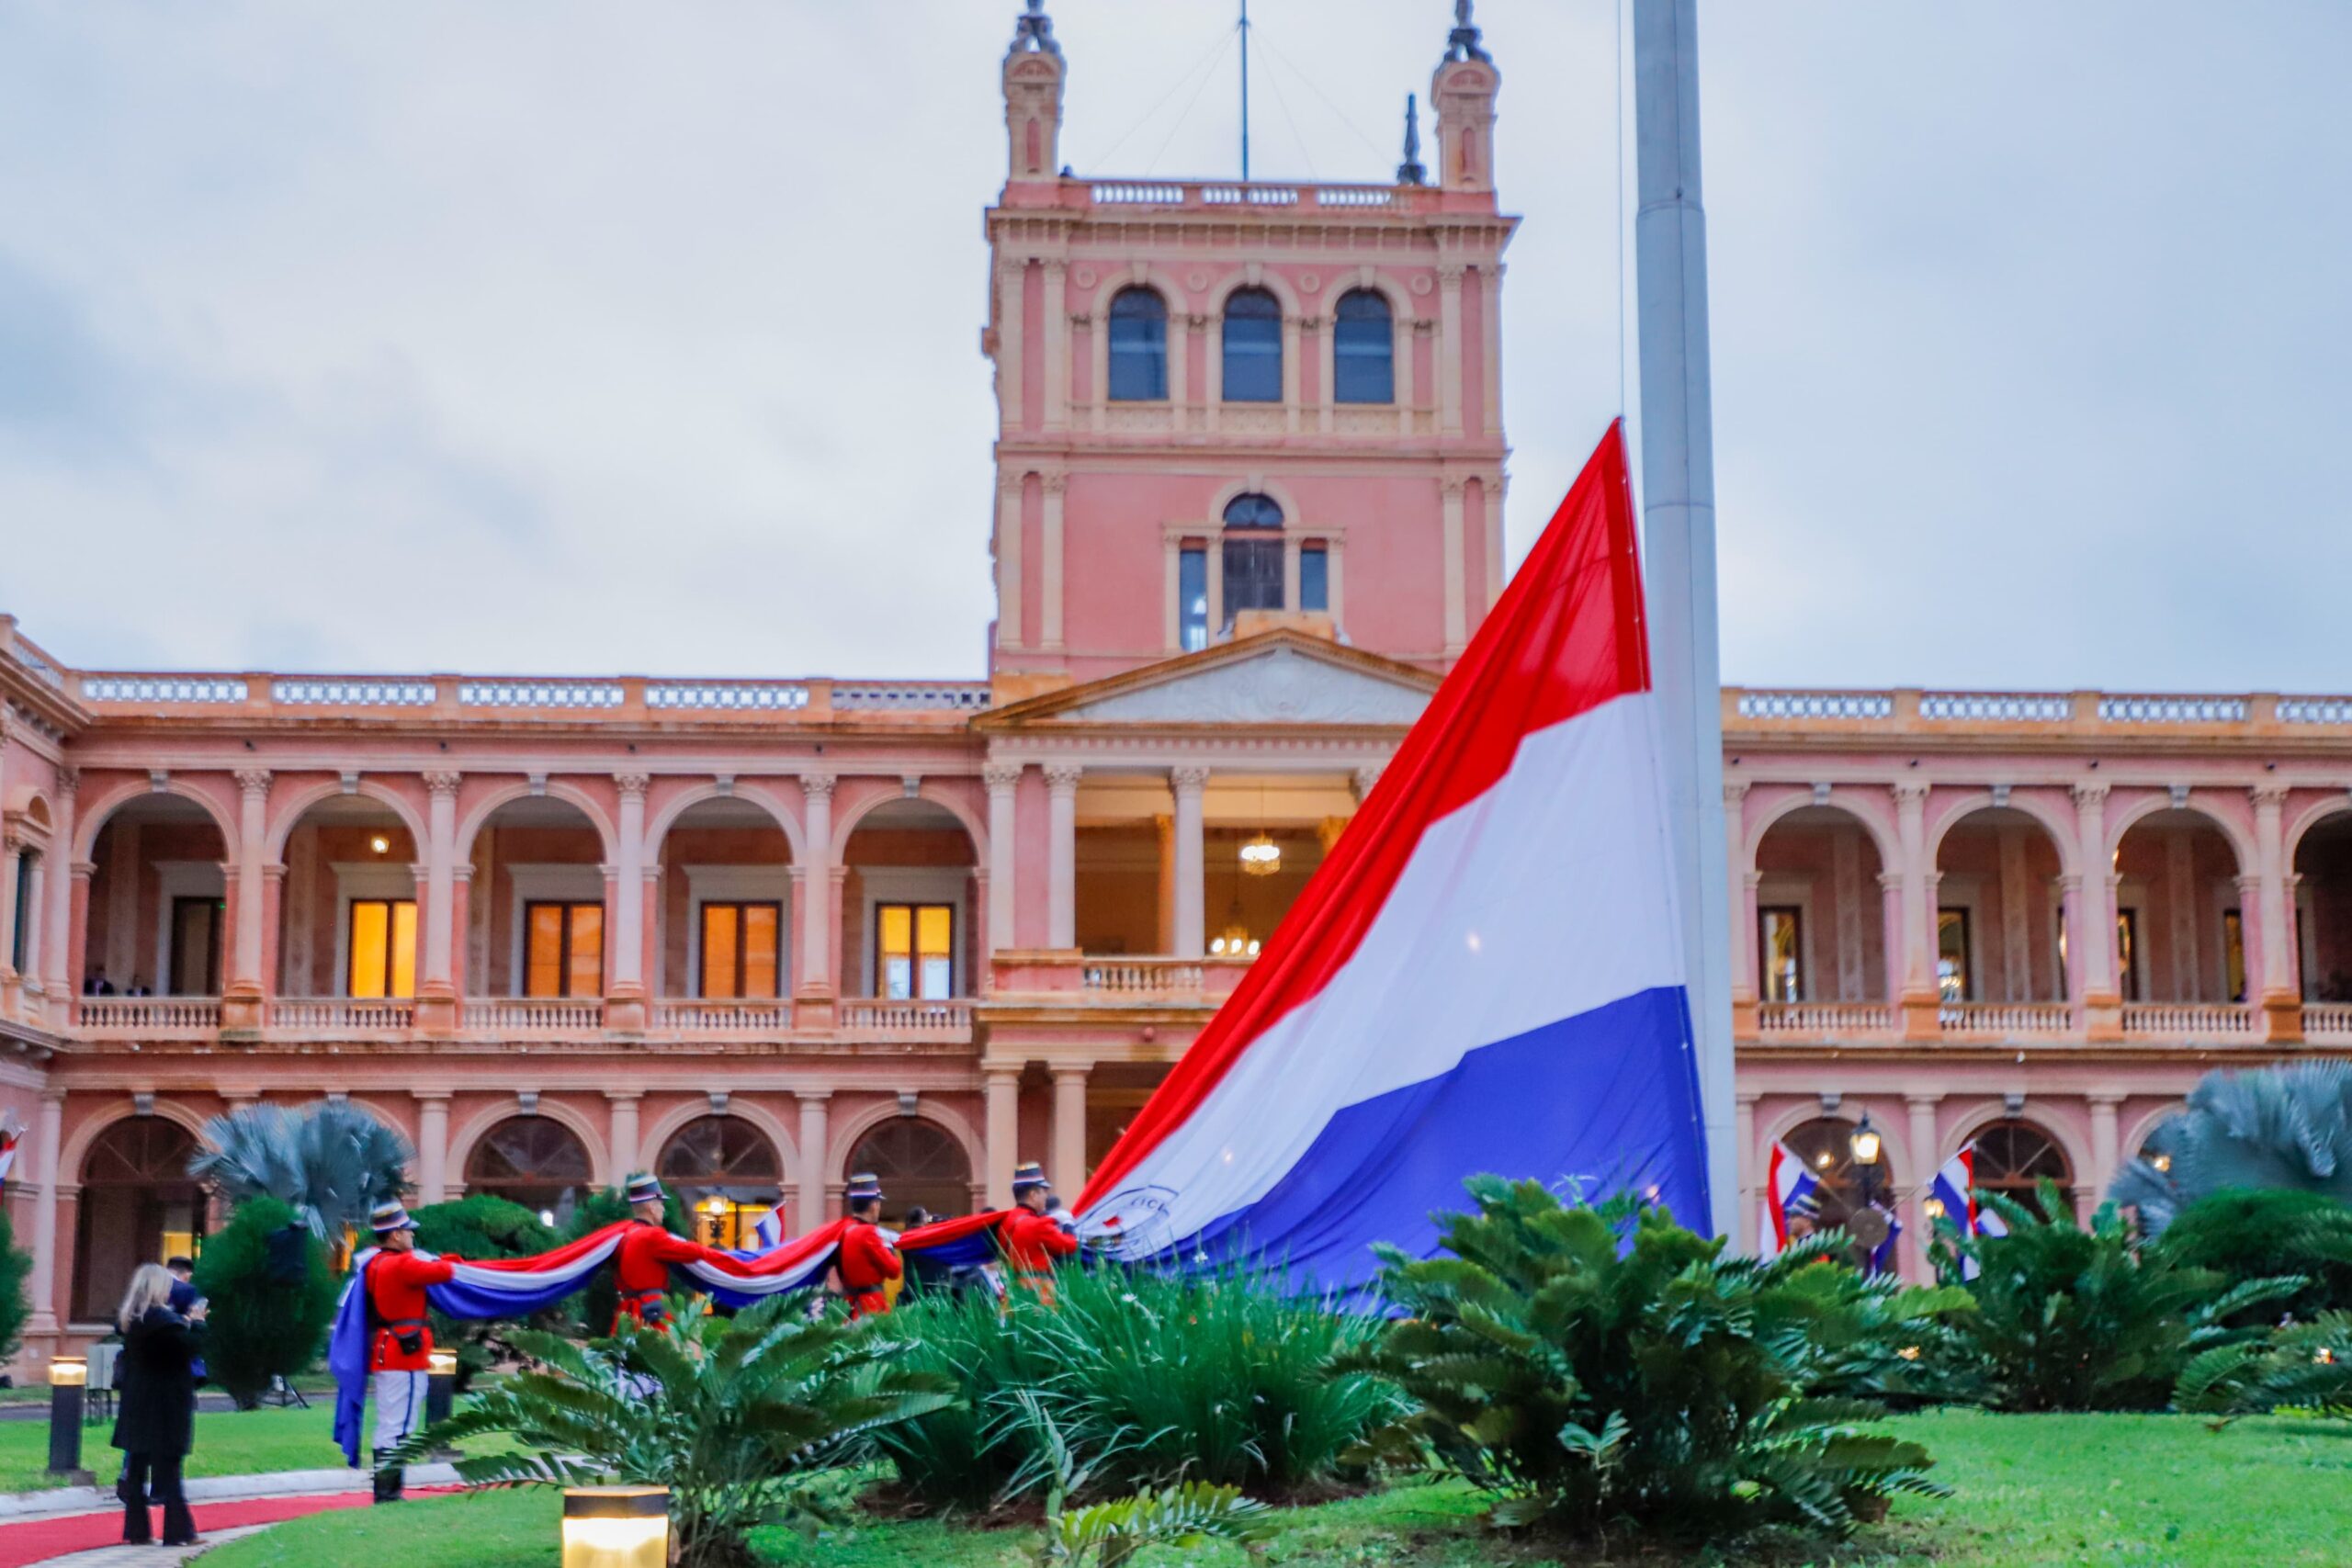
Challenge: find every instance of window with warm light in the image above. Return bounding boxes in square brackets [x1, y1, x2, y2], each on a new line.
[347, 897, 418, 998]
[1937, 908, 1972, 1003]
[1758, 906, 1803, 1003]
[699, 902, 781, 998]
[877, 903, 954, 1000]
[2222, 908, 2247, 1001]
[2117, 908, 2141, 1001]
[525, 901, 605, 998]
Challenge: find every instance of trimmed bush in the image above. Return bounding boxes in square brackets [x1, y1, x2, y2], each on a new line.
[877, 1262, 1408, 1514]
[412, 1195, 564, 1387]
[0, 1211, 33, 1368]
[1341, 1179, 1962, 1540]
[1934, 1180, 2300, 1411]
[2155, 1188, 2352, 1324]
[191, 1196, 339, 1408]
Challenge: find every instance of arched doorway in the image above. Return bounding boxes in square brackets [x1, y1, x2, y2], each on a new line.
[471, 796, 608, 1000]
[842, 800, 978, 1000]
[1749, 806, 1890, 1009]
[274, 796, 419, 998]
[2112, 809, 2245, 1004]
[652, 797, 794, 1001]
[844, 1119, 972, 1226]
[1932, 807, 2068, 1012]
[74, 1118, 204, 1322]
[1967, 1121, 2074, 1219]
[2294, 812, 2352, 1001]
[464, 1117, 592, 1227]
[656, 1115, 780, 1249]
[1781, 1115, 1902, 1235]
[84, 796, 230, 998]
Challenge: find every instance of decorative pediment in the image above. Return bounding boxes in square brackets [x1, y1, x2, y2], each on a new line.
[989, 633, 1437, 729]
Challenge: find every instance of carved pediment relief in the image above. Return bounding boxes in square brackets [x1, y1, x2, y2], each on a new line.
[1057, 645, 1430, 726]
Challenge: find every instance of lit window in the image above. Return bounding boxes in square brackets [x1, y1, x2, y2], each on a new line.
[1107, 288, 1169, 400]
[878, 903, 955, 1000]
[1221, 288, 1282, 402]
[1179, 546, 1209, 652]
[700, 902, 781, 999]
[525, 901, 604, 998]
[2118, 908, 2142, 1002]
[347, 898, 418, 998]
[1220, 492, 1285, 632]
[2222, 908, 2246, 1002]
[1758, 907, 1803, 1002]
[1299, 545, 1329, 614]
[1937, 908, 1971, 1003]
[1332, 289, 1394, 403]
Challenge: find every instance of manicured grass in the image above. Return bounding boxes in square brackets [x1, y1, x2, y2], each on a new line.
[0, 1397, 514, 1495]
[196, 1412, 2352, 1568]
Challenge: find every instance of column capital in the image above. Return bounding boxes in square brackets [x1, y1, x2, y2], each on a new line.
[1050, 1063, 1091, 1083]
[982, 762, 1024, 792]
[1351, 764, 1385, 803]
[1742, 870, 1764, 890]
[1723, 779, 1751, 807]
[234, 768, 272, 798]
[984, 1065, 1025, 1086]
[412, 1089, 454, 1104]
[602, 1089, 644, 1104]
[1435, 261, 1468, 286]
[794, 1089, 834, 1106]
[1892, 780, 1930, 807]
[424, 771, 463, 797]
[2234, 873, 2262, 896]
[1904, 1092, 1942, 1111]
[2086, 1090, 2128, 1108]
[2071, 781, 2111, 807]
[1039, 469, 1069, 496]
[1877, 870, 1902, 891]
[799, 771, 837, 803]
[263, 862, 290, 885]
[1044, 762, 1084, 794]
[615, 773, 651, 802]
[2250, 782, 2292, 809]
[1170, 764, 1211, 792]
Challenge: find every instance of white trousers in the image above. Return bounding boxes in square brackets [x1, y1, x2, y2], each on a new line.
[372, 1368, 429, 1459]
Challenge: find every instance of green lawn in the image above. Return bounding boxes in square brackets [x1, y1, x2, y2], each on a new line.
[0, 1397, 515, 1495]
[192, 1411, 2352, 1568]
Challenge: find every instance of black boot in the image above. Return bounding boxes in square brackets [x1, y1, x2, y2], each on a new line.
[372, 1452, 404, 1505]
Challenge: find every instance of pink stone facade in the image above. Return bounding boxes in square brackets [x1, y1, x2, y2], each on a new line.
[0, 10, 2345, 1374]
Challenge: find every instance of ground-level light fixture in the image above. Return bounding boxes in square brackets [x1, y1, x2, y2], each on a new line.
[561, 1486, 670, 1568]
[47, 1356, 88, 1479]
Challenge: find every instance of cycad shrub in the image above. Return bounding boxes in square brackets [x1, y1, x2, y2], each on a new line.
[191, 1197, 340, 1408]
[1340, 1179, 1962, 1540]
[189, 1100, 413, 1238]
[2177, 1310, 2352, 1419]
[411, 1195, 565, 1387]
[876, 1262, 1407, 1514]
[2109, 1062, 2352, 1235]
[2154, 1189, 2352, 1324]
[0, 1211, 33, 1367]
[1934, 1180, 2301, 1411]
[392, 1296, 953, 1568]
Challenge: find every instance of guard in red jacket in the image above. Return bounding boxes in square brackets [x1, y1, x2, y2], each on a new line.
[835, 1172, 902, 1318]
[362, 1200, 458, 1505]
[611, 1172, 735, 1332]
[1001, 1162, 1079, 1304]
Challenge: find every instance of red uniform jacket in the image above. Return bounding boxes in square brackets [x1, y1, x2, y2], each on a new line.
[612, 1221, 729, 1331]
[1002, 1209, 1079, 1299]
[835, 1220, 902, 1318]
[367, 1249, 457, 1372]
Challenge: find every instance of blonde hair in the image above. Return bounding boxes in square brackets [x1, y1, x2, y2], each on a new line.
[119, 1263, 176, 1334]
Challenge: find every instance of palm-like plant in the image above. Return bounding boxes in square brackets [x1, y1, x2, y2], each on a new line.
[2109, 1062, 2352, 1235]
[189, 1100, 413, 1238]
[1934, 1180, 2302, 1411]
[390, 1295, 954, 1568]
[2177, 1309, 2352, 1419]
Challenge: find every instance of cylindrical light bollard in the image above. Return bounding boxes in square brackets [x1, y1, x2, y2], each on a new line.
[47, 1356, 87, 1479]
[425, 1347, 457, 1427]
[561, 1486, 670, 1568]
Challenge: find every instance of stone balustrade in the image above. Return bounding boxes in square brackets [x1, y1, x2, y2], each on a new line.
[1936, 1001, 2076, 1037]
[265, 997, 416, 1031]
[2120, 1001, 2259, 1039]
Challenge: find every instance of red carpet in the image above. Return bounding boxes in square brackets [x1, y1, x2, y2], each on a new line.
[0, 1487, 457, 1567]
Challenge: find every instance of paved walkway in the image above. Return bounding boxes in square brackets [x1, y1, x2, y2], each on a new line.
[24, 1522, 268, 1568]
[0, 1467, 464, 1566]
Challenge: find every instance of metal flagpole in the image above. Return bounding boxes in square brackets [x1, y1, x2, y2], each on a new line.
[1631, 0, 1738, 1243]
[1238, 0, 1252, 180]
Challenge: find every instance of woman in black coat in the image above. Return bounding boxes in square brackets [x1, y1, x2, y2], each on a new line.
[110, 1263, 208, 1546]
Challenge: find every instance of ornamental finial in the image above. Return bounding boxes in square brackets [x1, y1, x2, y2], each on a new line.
[1396, 93, 1426, 185]
[1010, 0, 1061, 58]
[1444, 0, 1491, 64]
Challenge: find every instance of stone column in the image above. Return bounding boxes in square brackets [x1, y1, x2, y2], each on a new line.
[1437, 263, 1464, 434]
[226, 769, 271, 1023]
[796, 1092, 830, 1235]
[984, 763, 1021, 955]
[1052, 1066, 1089, 1191]
[605, 1091, 642, 1185]
[1905, 1094, 1940, 1281]
[1171, 766, 1207, 960]
[28, 1090, 62, 1336]
[996, 473, 1025, 654]
[448, 866, 472, 1004]
[2087, 1091, 2123, 1202]
[797, 773, 836, 1015]
[1440, 478, 1468, 656]
[2251, 784, 2301, 1040]
[1480, 264, 1505, 435]
[414, 1092, 451, 1205]
[0, 837, 21, 1012]
[985, 1067, 1022, 1207]
[62, 862, 91, 1024]
[41, 770, 74, 1029]
[1041, 260, 1068, 432]
[1040, 472, 1067, 652]
[1734, 1092, 1758, 1247]
[997, 260, 1025, 426]
[608, 774, 650, 1029]
[1285, 312, 1307, 434]
[417, 773, 460, 1029]
[1045, 764, 1081, 951]
[1893, 782, 1938, 1039]
[1724, 780, 1755, 1031]
[2071, 783, 2121, 1040]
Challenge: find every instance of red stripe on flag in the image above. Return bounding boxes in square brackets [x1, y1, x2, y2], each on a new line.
[898, 1210, 1012, 1252]
[458, 1221, 629, 1273]
[1079, 423, 1650, 1209]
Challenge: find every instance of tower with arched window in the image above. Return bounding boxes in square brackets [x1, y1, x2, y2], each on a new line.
[983, 4, 1515, 687]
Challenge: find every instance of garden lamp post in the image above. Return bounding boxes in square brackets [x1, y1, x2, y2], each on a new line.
[47, 1356, 89, 1481]
[1848, 1111, 1882, 1209]
[561, 1486, 670, 1568]
[426, 1346, 458, 1427]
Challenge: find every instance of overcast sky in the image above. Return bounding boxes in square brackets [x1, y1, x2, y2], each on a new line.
[3, 2, 2346, 691]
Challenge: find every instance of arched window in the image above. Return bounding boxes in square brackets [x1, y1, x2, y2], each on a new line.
[1332, 289, 1394, 404]
[845, 1119, 974, 1227]
[74, 1118, 204, 1323]
[465, 1116, 593, 1227]
[1221, 288, 1282, 402]
[658, 1115, 781, 1249]
[1106, 288, 1169, 401]
[1221, 492, 1285, 632]
[1969, 1122, 2073, 1219]
[10, 852, 34, 973]
[1781, 1116, 1900, 1235]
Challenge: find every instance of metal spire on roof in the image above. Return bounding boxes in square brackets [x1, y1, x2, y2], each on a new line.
[1396, 93, 1427, 185]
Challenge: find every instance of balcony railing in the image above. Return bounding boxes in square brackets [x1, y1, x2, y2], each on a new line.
[459, 998, 603, 1032]
[266, 998, 416, 1030]
[1756, 1001, 1896, 1035]
[1939, 1001, 2075, 1036]
[74, 997, 220, 1032]
[647, 998, 795, 1032]
[1082, 959, 1205, 995]
[1083, 180, 1410, 212]
[839, 999, 974, 1033]
[2121, 1001, 2258, 1039]
[2303, 1002, 2352, 1041]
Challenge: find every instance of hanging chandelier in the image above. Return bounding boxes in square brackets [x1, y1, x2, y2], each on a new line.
[1209, 898, 1261, 958]
[1239, 830, 1282, 875]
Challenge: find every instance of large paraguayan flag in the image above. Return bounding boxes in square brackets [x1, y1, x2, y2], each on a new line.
[1072, 423, 1711, 1291]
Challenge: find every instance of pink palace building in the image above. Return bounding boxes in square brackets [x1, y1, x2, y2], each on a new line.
[2, 5, 2349, 1369]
